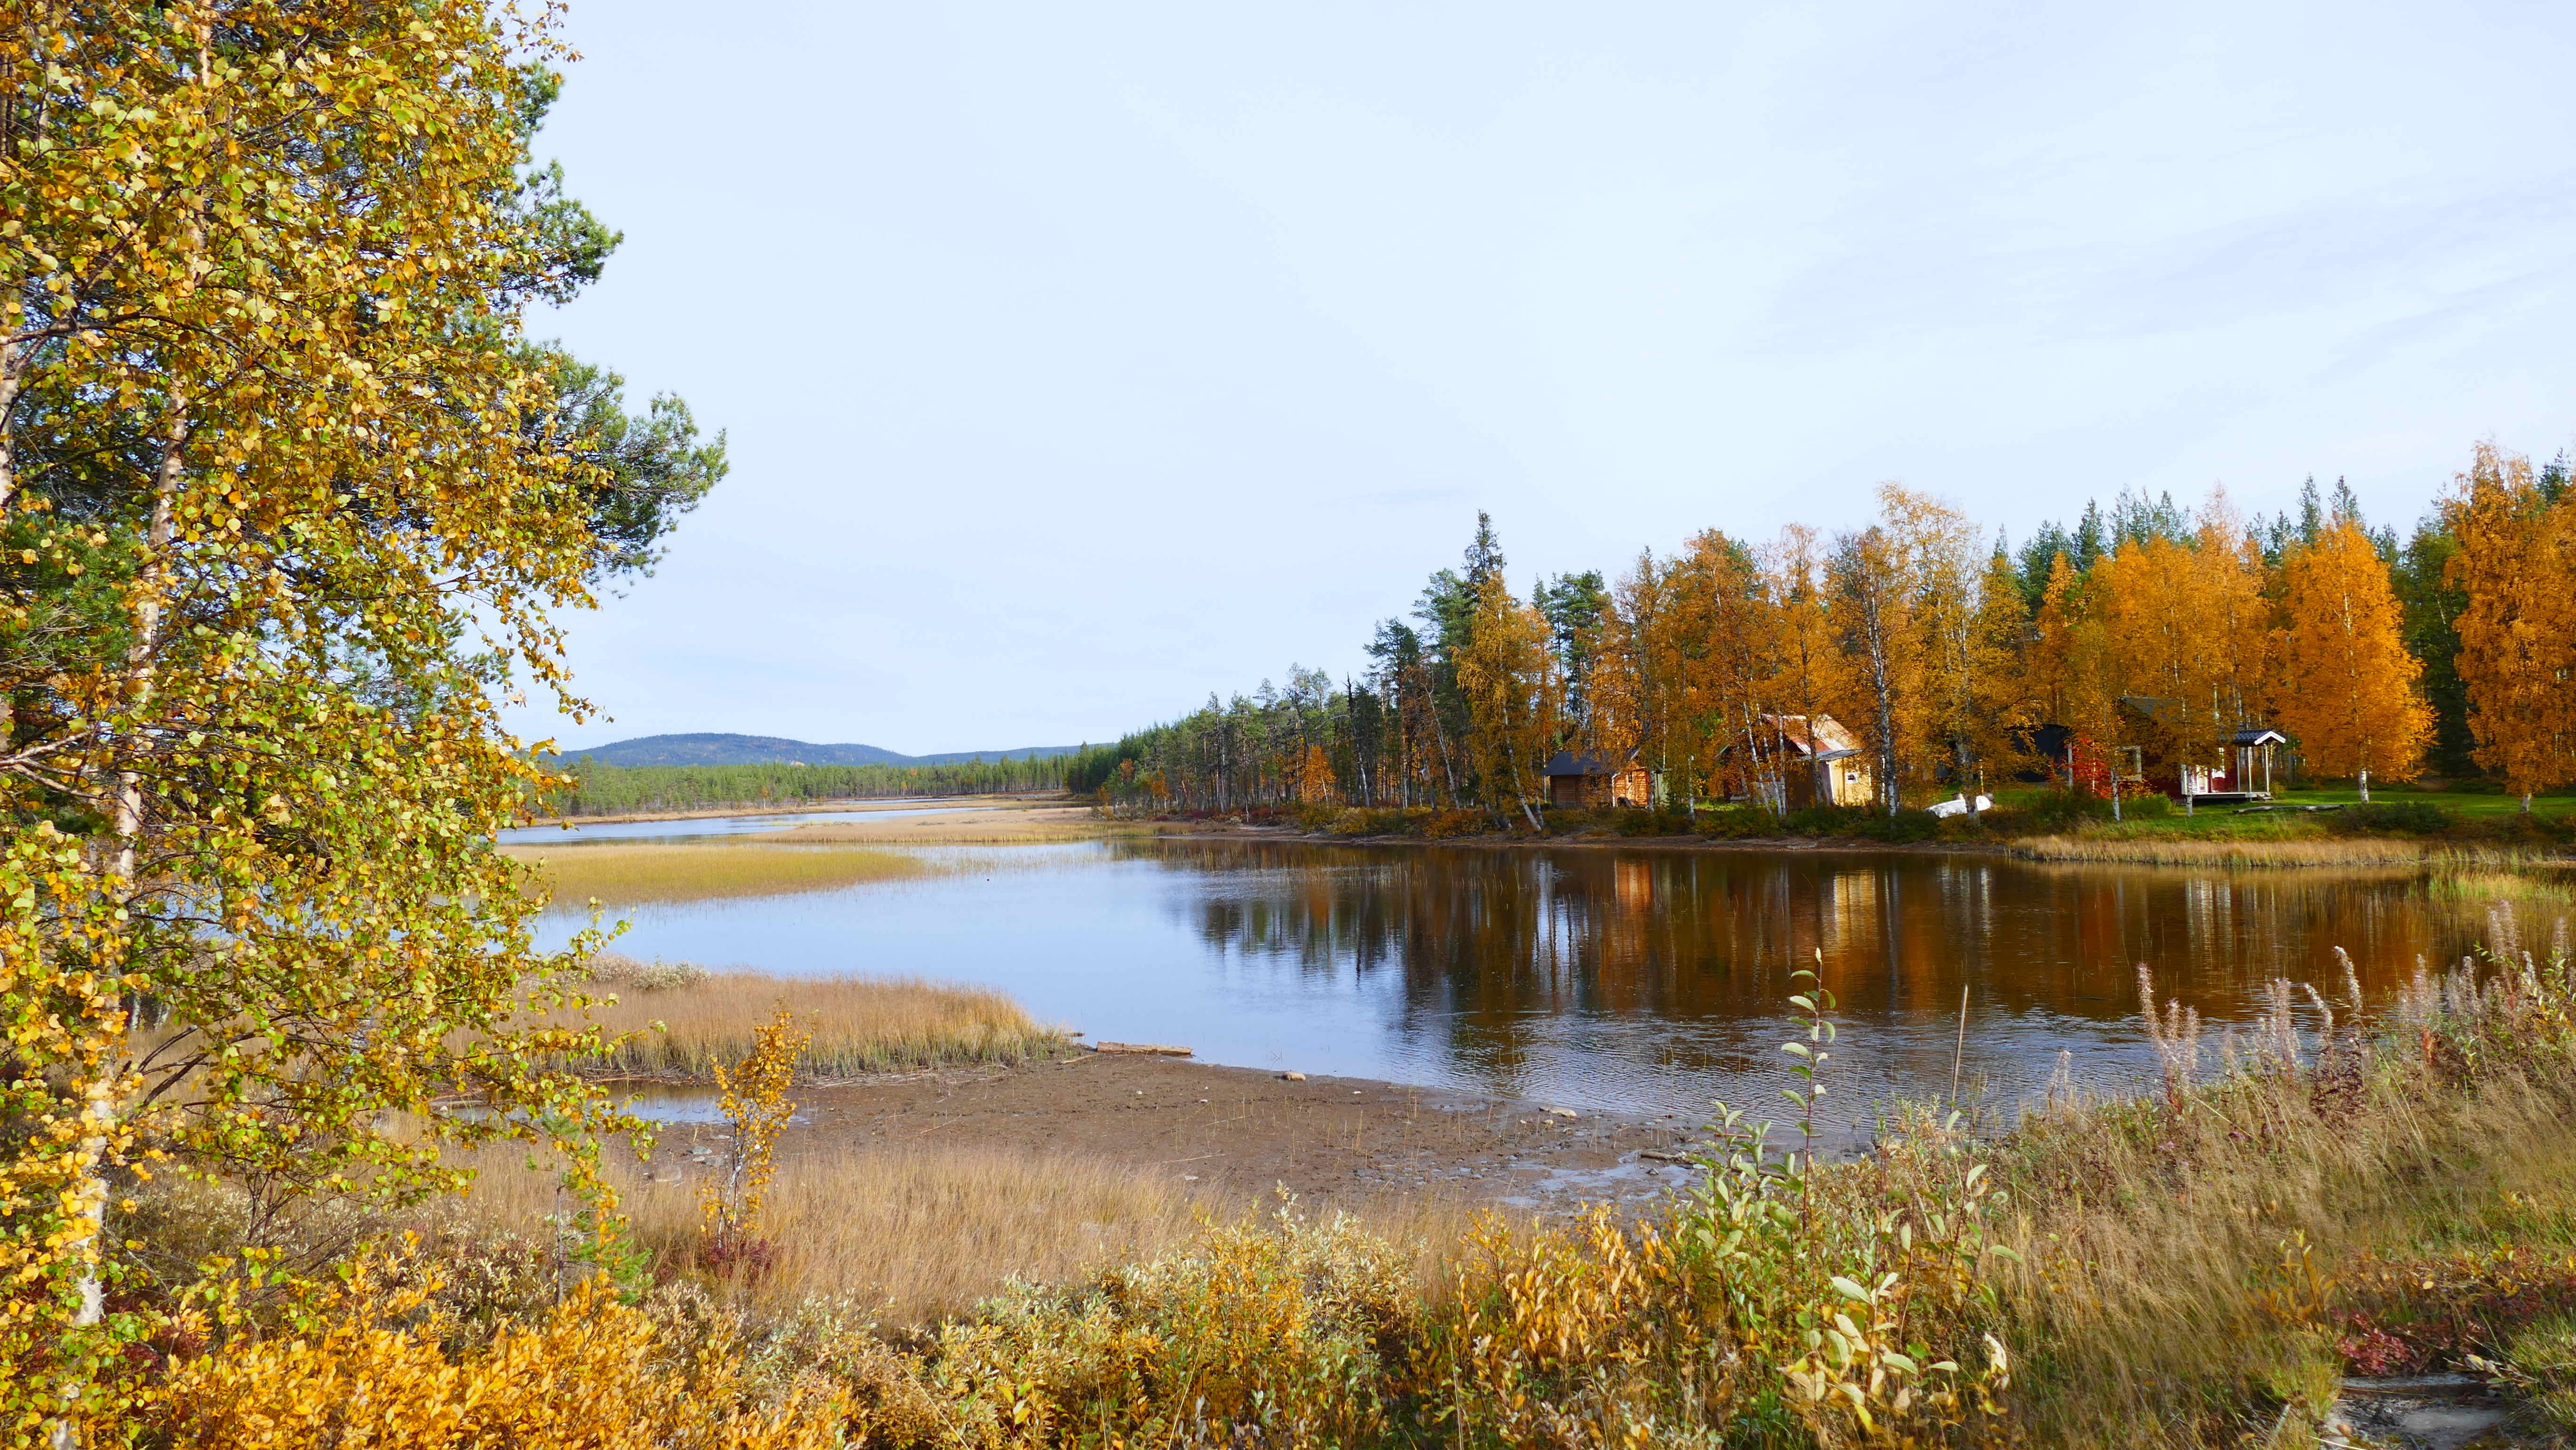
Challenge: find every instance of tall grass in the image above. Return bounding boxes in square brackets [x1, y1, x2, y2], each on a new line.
[560, 958, 1069, 1079]
[2427, 862, 2576, 908]
[509, 843, 928, 905]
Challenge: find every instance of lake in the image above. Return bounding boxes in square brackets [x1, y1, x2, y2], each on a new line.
[526, 830, 2533, 1127]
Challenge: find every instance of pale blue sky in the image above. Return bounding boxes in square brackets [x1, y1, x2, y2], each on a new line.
[520, 1, 2576, 754]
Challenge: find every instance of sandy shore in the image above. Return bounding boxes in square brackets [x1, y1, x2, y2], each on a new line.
[749, 804, 1132, 845]
[643, 1051, 1701, 1214]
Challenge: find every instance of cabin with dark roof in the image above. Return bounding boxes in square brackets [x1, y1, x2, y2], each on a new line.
[1541, 750, 1655, 809]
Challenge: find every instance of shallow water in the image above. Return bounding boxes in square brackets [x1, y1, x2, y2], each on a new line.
[533, 831, 2550, 1128]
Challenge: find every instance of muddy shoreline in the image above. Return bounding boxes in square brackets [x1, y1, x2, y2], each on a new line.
[639, 1051, 1709, 1215]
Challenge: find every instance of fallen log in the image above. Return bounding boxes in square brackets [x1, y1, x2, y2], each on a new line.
[1094, 1041, 1193, 1056]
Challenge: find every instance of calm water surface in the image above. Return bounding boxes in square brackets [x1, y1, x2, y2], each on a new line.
[534, 833, 2536, 1126]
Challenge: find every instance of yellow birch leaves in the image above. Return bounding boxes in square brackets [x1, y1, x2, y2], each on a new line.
[2276, 522, 2432, 789]
[2444, 443, 2576, 805]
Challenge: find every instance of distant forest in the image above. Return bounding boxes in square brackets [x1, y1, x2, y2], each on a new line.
[541, 754, 1104, 817]
[1066, 445, 2576, 820]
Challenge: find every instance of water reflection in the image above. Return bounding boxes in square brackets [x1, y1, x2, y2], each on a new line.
[539, 833, 2533, 1126]
[1115, 840, 2502, 1119]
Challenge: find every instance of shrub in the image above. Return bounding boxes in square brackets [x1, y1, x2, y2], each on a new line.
[2332, 799, 2458, 835]
[1422, 809, 1488, 839]
[1613, 806, 1695, 837]
[1769, 806, 1940, 842]
[1980, 788, 2115, 834]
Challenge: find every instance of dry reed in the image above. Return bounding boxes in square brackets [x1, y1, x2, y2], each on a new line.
[2014, 834, 2439, 867]
[508, 843, 929, 906]
[2426, 863, 2576, 909]
[428, 1137, 1475, 1328]
[1992, 936, 2576, 1444]
[560, 959, 1068, 1079]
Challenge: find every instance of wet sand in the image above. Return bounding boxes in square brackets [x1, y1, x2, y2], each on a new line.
[648, 1051, 1707, 1214]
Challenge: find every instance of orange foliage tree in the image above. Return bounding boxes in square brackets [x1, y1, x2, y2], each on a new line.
[2275, 521, 2432, 798]
[2443, 443, 2576, 809]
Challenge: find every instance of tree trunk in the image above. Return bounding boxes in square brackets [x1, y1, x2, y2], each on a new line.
[63, 404, 185, 1428]
[2359, 768, 2370, 804]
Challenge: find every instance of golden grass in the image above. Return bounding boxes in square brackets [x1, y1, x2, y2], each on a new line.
[560, 961, 1069, 1079]
[1993, 1063, 2576, 1445]
[2014, 833, 2442, 867]
[449, 1141, 1212, 1325]
[507, 843, 927, 905]
[430, 1137, 1478, 1328]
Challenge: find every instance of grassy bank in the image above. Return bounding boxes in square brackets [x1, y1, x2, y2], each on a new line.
[1171, 783, 2576, 865]
[559, 957, 1071, 1079]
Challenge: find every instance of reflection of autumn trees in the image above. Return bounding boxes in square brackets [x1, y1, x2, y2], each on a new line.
[1118, 843, 2470, 1073]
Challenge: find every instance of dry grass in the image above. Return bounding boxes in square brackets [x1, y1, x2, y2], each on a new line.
[1995, 1061, 2576, 1445]
[2016, 833, 2451, 868]
[561, 959, 1069, 1079]
[431, 1137, 1477, 1328]
[448, 1141, 1216, 1325]
[507, 843, 929, 906]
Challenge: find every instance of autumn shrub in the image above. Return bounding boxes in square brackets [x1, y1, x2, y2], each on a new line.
[1423, 808, 1488, 839]
[1760, 805, 1942, 842]
[1325, 806, 1426, 837]
[1979, 787, 2113, 835]
[2330, 799, 2457, 835]
[880, 1201, 1419, 1447]
[1612, 805, 1695, 837]
[149, 1250, 852, 1450]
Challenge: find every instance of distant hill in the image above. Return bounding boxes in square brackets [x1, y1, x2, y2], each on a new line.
[563, 733, 1085, 768]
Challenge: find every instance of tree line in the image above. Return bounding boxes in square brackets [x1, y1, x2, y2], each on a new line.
[1070, 448, 2576, 819]
[548, 756, 1079, 816]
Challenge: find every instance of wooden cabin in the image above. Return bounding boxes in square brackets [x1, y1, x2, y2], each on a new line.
[1742, 713, 1875, 809]
[1541, 750, 1655, 808]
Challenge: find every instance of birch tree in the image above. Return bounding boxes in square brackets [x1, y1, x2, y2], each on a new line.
[2443, 443, 2576, 810]
[2275, 521, 2432, 799]
[1, 5, 702, 1431]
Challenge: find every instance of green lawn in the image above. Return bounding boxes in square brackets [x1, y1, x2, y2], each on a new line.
[1979, 780, 2576, 840]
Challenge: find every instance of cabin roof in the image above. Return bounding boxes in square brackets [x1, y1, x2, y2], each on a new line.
[1758, 713, 1863, 761]
[1541, 750, 1641, 778]
[2228, 727, 2289, 747]
[2119, 695, 2187, 727]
